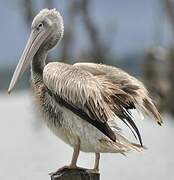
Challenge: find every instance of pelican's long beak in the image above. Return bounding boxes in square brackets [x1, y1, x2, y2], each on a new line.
[8, 29, 51, 94]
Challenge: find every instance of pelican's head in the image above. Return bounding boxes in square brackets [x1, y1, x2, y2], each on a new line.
[8, 9, 64, 93]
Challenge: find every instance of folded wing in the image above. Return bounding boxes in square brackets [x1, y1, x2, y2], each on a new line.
[43, 62, 162, 146]
[74, 63, 162, 124]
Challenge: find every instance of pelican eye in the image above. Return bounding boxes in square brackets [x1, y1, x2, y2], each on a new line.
[38, 23, 43, 27]
[36, 23, 43, 31]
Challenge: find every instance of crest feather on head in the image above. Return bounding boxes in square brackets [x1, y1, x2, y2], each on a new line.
[38, 8, 61, 19]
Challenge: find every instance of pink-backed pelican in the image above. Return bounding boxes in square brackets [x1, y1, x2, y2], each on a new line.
[8, 9, 162, 174]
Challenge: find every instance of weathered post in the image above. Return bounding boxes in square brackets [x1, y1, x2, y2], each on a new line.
[51, 169, 100, 180]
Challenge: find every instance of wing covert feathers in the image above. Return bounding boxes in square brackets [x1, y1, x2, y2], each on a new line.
[74, 63, 162, 125]
[43, 62, 162, 146]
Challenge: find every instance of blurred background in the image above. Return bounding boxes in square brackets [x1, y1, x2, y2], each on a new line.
[0, 0, 174, 180]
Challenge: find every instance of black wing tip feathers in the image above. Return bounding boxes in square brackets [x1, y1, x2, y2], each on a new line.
[121, 110, 143, 147]
[157, 121, 163, 126]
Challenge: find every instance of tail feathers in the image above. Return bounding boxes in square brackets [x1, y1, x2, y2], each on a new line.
[131, 143, 147, 150]
[118, 136, 144, 152]
[113, 133, 145, 153]
[100, 132, 146, 154]
[108, 120, 145, 153]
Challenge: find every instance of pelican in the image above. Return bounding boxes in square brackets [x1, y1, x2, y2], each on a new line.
[8, 9, 162, 173]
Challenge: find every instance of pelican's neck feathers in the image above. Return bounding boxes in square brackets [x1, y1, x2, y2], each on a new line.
[31, 48, 48, 79]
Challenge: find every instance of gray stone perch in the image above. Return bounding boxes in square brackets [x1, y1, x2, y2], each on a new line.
[51, 168, 100, 180]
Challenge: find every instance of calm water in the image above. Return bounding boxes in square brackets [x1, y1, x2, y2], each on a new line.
[0, 91, 174, 180]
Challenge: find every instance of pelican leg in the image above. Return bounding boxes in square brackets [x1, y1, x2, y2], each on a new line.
[69, 142, 80, 167]
[49, 140, 82, 176]
[86, 152, 100, 174]
[93, 153, 100, 172]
